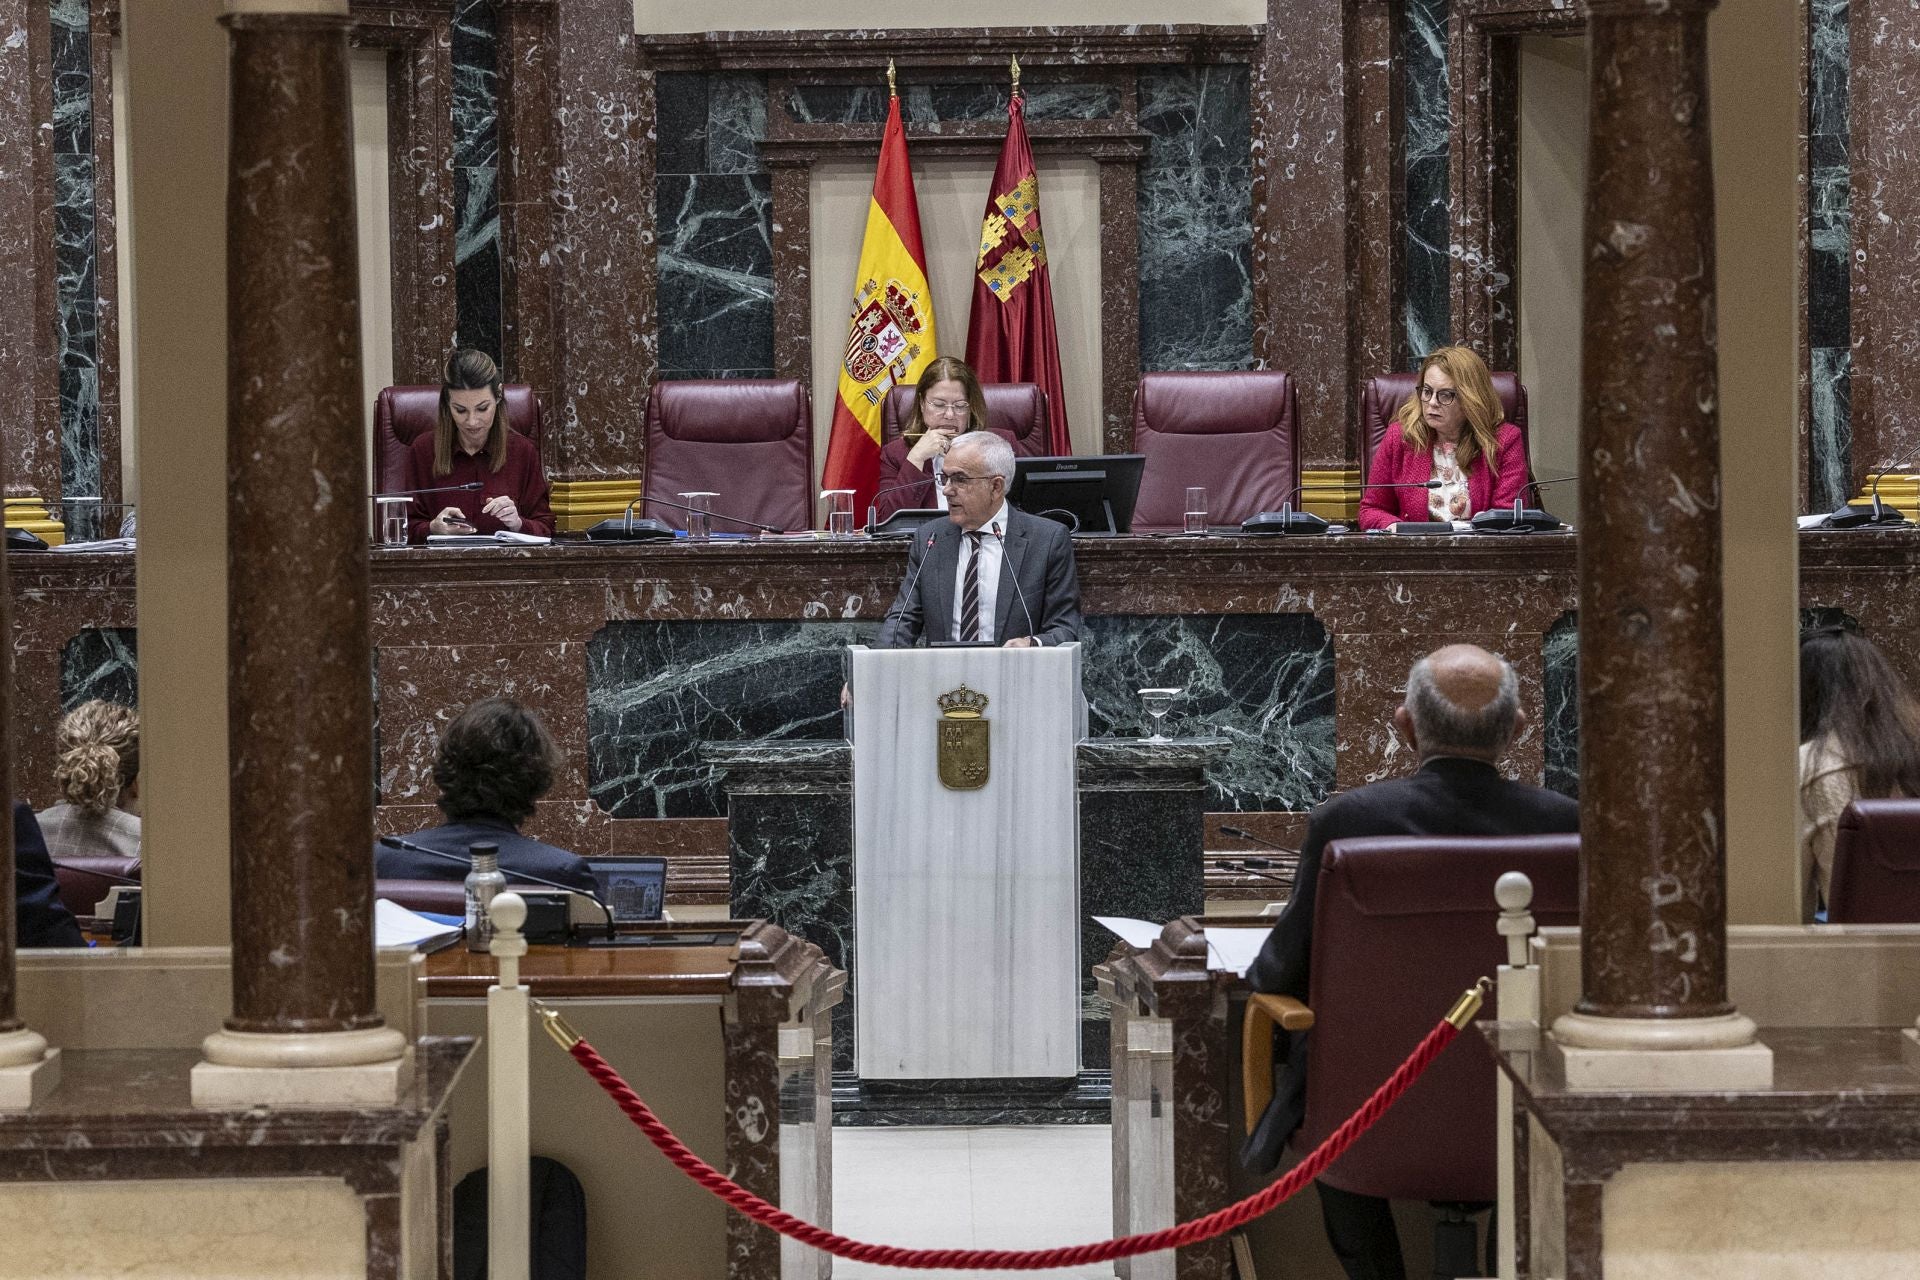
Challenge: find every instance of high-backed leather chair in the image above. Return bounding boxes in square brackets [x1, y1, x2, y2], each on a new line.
[1243, 834, 1579, 1270]
[372, 384, 548, 496]
[642, 379, 813, 532]
[880, 383, 1050, 457]
[1128, 370, 1301, 531]
[52, 853, 140, 918]
[1827, 799, 1920, 923]
[375, 878, 468, 916]
[1358, 372, 1531, 485]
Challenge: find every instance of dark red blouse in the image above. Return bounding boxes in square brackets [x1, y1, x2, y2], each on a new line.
[402, 430, 554, 541]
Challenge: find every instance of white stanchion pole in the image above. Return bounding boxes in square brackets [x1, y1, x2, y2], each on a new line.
[487, 892, 531, 1280]
[1493, 871, 1538, 1280]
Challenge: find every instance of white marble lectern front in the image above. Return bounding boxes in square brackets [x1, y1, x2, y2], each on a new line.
[847, 643, 1086, 1080]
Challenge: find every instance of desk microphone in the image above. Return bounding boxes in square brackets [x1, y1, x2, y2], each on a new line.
[377, 835, 616, 939]
[1239, 483, 1338, 536]
[371, 481, 484, 500]
[990, 523, 1042, 643]
[1826, 462, 1914, 528]
[876, 526, 943, 644]
[866, 478, 942, 533]
[1219, 825, 1300, 856]
[1213, 858, 1294, 888]
[1471, 476, 1574, 533]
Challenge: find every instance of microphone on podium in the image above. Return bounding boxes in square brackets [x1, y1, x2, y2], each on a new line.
[377, 835, 617, 940]
[1213, 858, 1294, 888]
[866, 479, 944, 535]
[585, 494, 786, 541]
[1825, 462, 1914, 529]
[370, 481, 484, 500]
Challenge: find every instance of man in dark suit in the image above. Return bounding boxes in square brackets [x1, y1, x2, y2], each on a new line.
[374, 698, 596, 895]
[15, 802, 84, 948]
[874, 431, 1083, 648]
[1243, 644, 1577, 1280]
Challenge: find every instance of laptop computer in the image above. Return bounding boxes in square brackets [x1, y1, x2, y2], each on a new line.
[584, 855, 668, 924]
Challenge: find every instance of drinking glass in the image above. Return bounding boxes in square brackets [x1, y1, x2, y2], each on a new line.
[1184, 487, 1208, 535]
[377, 497, 409, 549]
[821, 489, 856, 538]
[1138, 687, 1184, 743]
[678, 491, 717, 541]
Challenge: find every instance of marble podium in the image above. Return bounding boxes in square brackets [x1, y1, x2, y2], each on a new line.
[848, 643, 1088, 1081]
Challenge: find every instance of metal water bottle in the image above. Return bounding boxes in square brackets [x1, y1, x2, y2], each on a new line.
[464, 842, 506, 952]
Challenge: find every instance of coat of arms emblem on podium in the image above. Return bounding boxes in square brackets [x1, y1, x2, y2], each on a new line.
[936, 684, 990, 791]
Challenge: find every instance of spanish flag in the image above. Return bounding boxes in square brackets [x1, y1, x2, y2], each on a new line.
[821, 85, 936, 517]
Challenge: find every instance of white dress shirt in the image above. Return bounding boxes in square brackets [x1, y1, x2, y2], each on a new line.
[950, 501, 1009, 642]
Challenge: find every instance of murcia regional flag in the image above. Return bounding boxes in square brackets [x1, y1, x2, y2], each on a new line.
[821, 89, 935, 517]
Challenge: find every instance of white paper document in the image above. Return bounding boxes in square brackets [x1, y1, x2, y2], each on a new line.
[425, 530, 551, 546]
[374, 898, 463, 950]
[1094, 916, 1275, 977]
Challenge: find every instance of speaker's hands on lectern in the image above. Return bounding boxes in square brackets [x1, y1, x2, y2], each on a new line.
[1003, 637, 1036, 648]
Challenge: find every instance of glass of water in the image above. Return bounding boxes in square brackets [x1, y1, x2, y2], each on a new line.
[1184, 487, 1208, 535]
[1138, 687, 1183, 742]
[821, 488, 856, 538]
[678, 491, 717, 541]
[377, 497, 409, 549]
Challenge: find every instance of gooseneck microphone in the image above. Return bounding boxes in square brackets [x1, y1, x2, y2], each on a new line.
[990, 523, 1042, 643]
[877, 526, 943, 644]
[1213, 858, 1295, 888]
[377, 835, 617, 940]
[1825, 462, 1914, 528]
[866, 477, 942, 533]
[626, 494, 785, 535]
[1472, 475, 1575, 533]
[371, 481, 484, 500]
[1219, 825, 1300, 856]
[1240, 483, 1342, 536]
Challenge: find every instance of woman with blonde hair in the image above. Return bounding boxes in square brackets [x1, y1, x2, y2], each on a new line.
[402, 348, 554, 541]
[1357, 345, 1529, 530]
[37, 699, 141, 860]
[873, 356, 1009, 520]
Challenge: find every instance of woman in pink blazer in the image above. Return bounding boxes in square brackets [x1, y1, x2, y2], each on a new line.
[1358, 346, 1529, 531]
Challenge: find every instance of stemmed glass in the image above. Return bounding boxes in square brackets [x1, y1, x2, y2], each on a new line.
[1138, 687, 1184, 743]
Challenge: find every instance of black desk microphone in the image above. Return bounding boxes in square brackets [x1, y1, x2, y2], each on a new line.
[378, 835, 616, 940]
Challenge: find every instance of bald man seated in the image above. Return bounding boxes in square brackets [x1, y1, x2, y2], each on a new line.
[1241, 644, 1577, 1280]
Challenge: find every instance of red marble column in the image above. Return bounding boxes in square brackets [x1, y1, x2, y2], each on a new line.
[1569, 0, 1740, 1028]
[0, 0, 60, 516]
[497, 0, 655, 487]
[212, 4, 396, 1054]
[1848, 0, 1920, 484]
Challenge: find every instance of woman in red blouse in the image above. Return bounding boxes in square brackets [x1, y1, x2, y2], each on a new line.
[873, 357, 1003, 521]
[404, 349, 554, 541]
[1357, 346, 1528, 531]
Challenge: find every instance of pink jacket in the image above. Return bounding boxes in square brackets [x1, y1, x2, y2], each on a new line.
[1357, 422, 1529, 530]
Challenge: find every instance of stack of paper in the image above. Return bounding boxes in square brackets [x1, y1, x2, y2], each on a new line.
[374, 898, 464, 951]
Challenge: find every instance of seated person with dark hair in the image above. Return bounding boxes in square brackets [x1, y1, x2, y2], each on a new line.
[374, 697, 595, 894]
[1242, 644, 1577, 1280]
[15, 802, 84, 948]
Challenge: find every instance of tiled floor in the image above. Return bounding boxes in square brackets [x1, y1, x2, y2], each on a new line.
[825, 1125, 1117, 1279]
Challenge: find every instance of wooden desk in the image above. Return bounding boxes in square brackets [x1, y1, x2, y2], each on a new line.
[423, 920, 841, 1280]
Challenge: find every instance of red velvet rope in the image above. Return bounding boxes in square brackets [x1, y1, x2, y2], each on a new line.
[559, 1016, 1460, 1270]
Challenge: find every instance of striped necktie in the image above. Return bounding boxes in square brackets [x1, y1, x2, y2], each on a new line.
[960, 530, 984, 641]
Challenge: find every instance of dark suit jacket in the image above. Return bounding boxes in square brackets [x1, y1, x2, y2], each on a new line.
[374, 817, 597, 896]
[874, 505, 1084, 647]
[15, 802, 84, 948]
[1240, 757, 1578, 1170]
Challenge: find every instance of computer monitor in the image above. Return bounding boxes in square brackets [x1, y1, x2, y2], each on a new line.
[1008, 454, 1146, 535]
[584, 855, 668, 923]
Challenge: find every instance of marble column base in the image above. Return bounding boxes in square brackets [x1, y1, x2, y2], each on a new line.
[0, 1048, 61, 1111]
[192, 1050, 413, 1109]
[1550, 1012, 1772, 1091]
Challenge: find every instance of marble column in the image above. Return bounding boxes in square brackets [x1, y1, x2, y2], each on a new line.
[1848, 0, 1920, 491]
[0, 0, 62, 539]
[1553, 0, 1758, 1062]
[199, 0, 403, 1080]
[496, 0, 654, 520]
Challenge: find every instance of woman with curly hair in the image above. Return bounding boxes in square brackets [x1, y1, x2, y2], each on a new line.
[373, 697, 594, 892]
[37, 699, 141, 860]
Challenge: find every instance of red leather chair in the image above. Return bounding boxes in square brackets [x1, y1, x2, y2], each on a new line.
[1358, 372, 1532, 486]
[375, 878, 468, 916]
[372, 384, 547, 495]
[1128, 371, 1302, 531]
[1827, 799, 1920, 923]
[880, 382, 1050, 457]
[1245, 834, 1578, 1269]
[642, 379, 813, 532]
[52, 853, 140, 918]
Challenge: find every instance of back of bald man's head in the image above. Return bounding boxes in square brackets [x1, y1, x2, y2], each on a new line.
[1404, 644, 1520, 759]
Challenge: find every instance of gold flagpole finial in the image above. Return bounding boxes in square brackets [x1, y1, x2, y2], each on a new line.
[1009, 54, 1022, 98]
[887, 57, 897, 98]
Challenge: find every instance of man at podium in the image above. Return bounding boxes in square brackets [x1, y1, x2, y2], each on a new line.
[874, 432, 1083, 648]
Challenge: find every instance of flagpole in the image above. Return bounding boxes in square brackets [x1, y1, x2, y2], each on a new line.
[887, 57, 896, 99]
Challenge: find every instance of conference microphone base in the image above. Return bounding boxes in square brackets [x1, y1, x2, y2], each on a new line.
[1471, 507, 1565, 533]
[585, 517, 676, 542]
[1824, 502, 1911, 529]
[1240, 510, 1330, 536]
